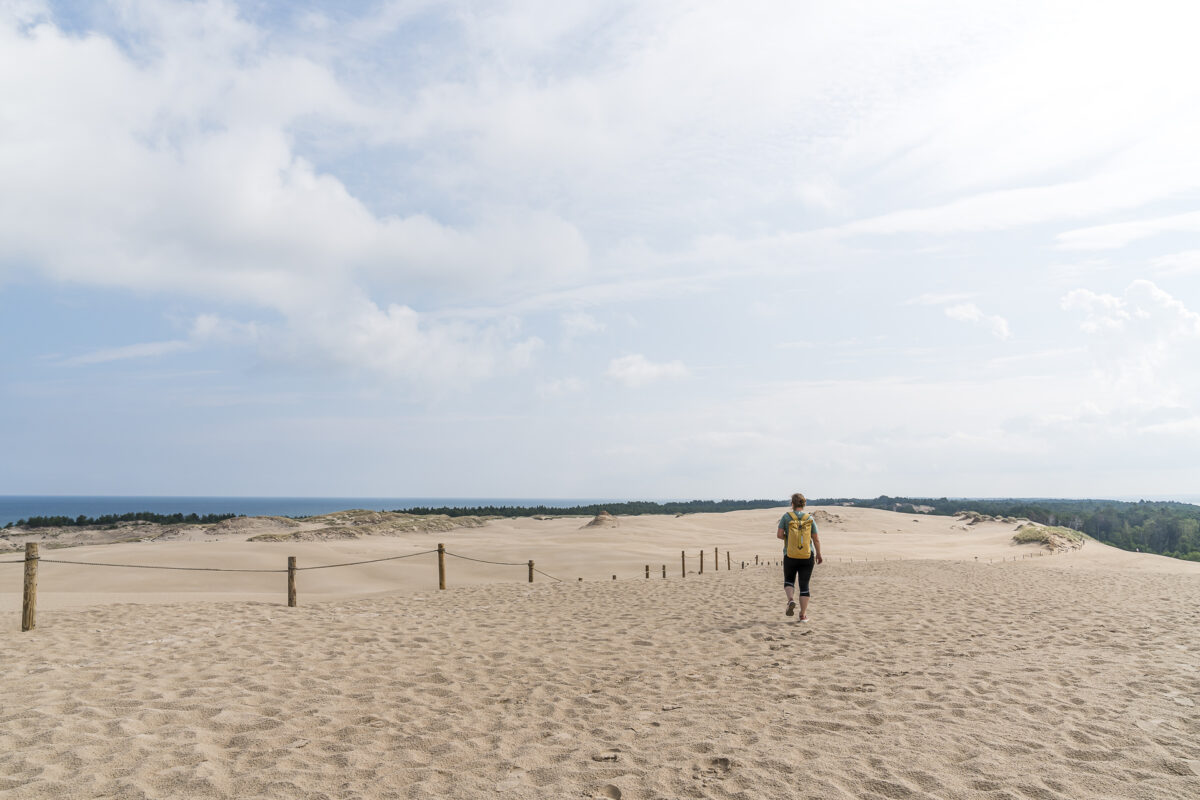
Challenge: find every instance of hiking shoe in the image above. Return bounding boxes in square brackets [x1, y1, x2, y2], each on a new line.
[785, 600, 796, 616]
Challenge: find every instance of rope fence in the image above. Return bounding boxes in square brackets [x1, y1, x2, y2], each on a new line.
[4, 539, 1075, 632]
[296, 550, 441, 571]
[37, 559, 284, 573]
[444, 552, 528, 567]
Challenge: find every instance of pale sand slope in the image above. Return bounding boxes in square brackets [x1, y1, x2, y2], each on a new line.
[0, 506, 1122, 610]
[1, 508, 1198, 799]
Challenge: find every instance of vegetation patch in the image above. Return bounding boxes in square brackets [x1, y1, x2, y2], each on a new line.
[248, 528, 359, 542]
[247, 513, 490, 542]
[1012, 524, 1088, 551]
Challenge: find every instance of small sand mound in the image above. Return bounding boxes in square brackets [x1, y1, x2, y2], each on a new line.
[810, 510, 843, 527]
[306, 509, 393, 526]
[305, 510, 488, 532]
[247, 514, 488, 542]
[582, 511, 619, 529]
[213, 516, 301, 531]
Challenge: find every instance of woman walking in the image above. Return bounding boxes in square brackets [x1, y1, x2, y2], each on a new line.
[777, 492, 823, 621]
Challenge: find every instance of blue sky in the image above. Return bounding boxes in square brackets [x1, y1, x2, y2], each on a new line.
[3, 0, 1200, 499]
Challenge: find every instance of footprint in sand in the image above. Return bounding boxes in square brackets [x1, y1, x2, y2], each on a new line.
[692, 756, 734, 780]
[709, 757, 733, 774]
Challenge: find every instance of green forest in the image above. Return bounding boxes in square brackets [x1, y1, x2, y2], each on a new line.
[825, 496, 1200, 562]
[4, 511, 239, 529]
[398, 499, 783, 518]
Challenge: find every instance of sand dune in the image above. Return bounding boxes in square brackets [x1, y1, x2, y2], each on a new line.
[2, 507, 1198, 799]
[1, 506, 1125, 609]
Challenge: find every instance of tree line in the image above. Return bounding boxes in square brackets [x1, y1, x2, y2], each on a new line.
[398, 499, 785, 518]
[4, 512, 240, 529]
[826, 496, 1200, 562]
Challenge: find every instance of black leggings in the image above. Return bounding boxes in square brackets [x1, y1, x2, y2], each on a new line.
[783, 555, 815, 596]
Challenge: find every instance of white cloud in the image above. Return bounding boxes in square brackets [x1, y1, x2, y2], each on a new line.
[560, 311, 605, 343]
[986, 347, 1085, 368]
[1063, 280, 1200, 339]
[905, 292, 976, 306]
[189, 314, 260, 345]
[60, 339, 193, 366]
[537, 377, 585, 397]
[841, 176, 1150, 237]
[795, 180, 848, 213]
[0, 7, 575, 387]
[944, 303, 1011, 340]
[606, 354, 688, 387]
[1056, 210, 1200, 251]
[59, 312, 259, 366]
[1062, 280, 1200, 408]
[1150, 250, 1200, 276]
[1060, 288, 1131, 333]
[266, 299, 543, 384]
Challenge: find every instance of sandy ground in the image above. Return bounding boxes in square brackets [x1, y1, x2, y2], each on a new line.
[1, 506, 1198, 799]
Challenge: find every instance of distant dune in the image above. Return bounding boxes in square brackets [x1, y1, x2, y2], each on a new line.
[0, 509, 489, 550]
[581, 510, 620, 529]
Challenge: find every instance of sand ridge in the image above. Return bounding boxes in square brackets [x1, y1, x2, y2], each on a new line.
[2, 507, 1198, 799]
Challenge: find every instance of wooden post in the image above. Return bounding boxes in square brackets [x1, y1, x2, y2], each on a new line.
[287, 556, 297, 607]
[715, 547, 719, 570]
[645, 564, 649, 579]
[438, 543, 446, 590]
[612, 575, 616, 580]
[662, 564, 666, 578]
[755, 554, 759, 565]
[681, 550, 686, 577]
[700, 551, 704, 574]
[727, 551, 731, 570]
[22, 542, 38, 632]
[528, 560, 534, 583]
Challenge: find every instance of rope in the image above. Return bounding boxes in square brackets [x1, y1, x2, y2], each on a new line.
[14, 549, 739, 584]
[532, 567, 565, 582]
[38, 559, 284, 573]
[444, 551, 527, 567]
[34, 549, 441, 573]
[296, 549, 438, 571]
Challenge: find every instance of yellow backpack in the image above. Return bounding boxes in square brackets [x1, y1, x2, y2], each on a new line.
[786, 511, 812, 559]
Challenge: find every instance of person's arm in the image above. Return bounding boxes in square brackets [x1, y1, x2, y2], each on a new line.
[812, 527, 823, 564]
[777, 526, 786, 541]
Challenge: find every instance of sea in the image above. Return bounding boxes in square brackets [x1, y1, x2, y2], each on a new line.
[0, 496, 621, 527]
[4, 494, 1196, 527]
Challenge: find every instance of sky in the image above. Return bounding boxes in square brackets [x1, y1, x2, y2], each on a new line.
[2, 0, 1200, 500]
